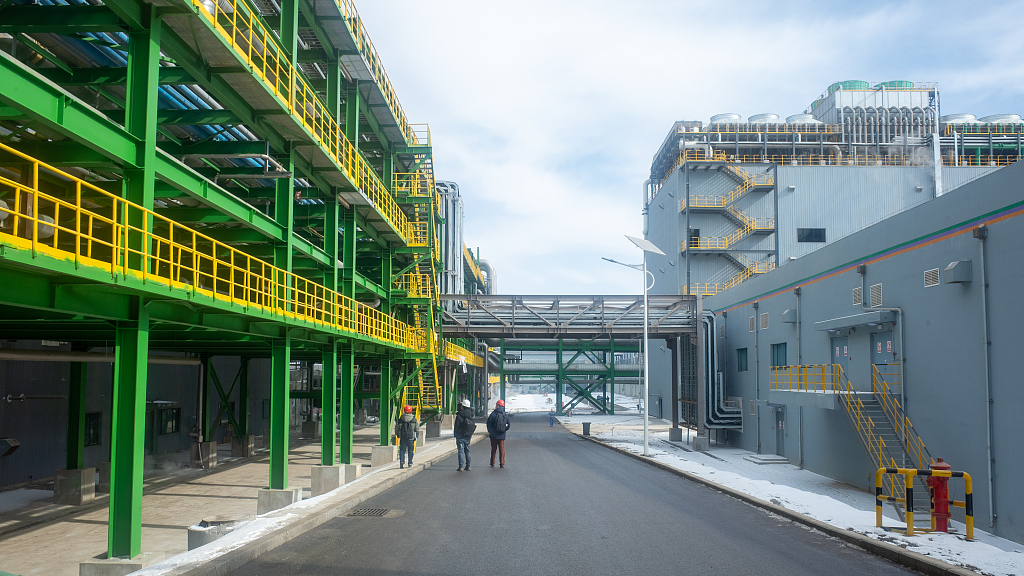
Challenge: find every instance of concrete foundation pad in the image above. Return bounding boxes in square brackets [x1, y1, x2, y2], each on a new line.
[668, 428, 683, 442]
[353, 409, 367, 425]
[692, 435, 711, 452]
[261, 428, 271, 447]
[187, 515, 244, 550]
[310, 465, 342, 497]
[79, 551, 164, 576]
[301, 420, 321, 439]
[439, 414, 455, 428]
[416, 433, 425, 448]
[191, 441, 217, 469]
[256, 487, 303, 515]
[55, 468, 96, 506]
[96, 461, 110, 493]
[342, 463, 362, 484]
[231, 435, 255, 457]
[426, 421, 441, 438]
[370, 445, 395, 467]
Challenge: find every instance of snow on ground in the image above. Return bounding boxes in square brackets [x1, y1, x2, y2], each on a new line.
[486, 393, 641, 415]
[577, 415, 1024, 576]
[0, 487, 53, 513]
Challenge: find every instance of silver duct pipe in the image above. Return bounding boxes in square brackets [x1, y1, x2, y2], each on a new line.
[642, 178, 652, 235]
[976, 226, 996, 528]
[0, 349, 200, 365]
[479, 259, 497, 294]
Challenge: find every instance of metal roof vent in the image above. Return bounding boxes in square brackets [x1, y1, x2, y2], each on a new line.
[760, 313, 769, 330]
[943, 260, 973, 284]
[749, 316, 755, 332]
[870, 283, 883, 308]
[852, 287, 863, 306]
[924, 268, 940, 287]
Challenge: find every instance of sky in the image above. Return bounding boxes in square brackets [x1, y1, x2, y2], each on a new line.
[356, 1, 1024, 295]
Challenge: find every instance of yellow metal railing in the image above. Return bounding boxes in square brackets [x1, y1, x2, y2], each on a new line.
[674, 150, 939, 168]
[444, 341, 484, 368]
[873, 364, 931, 470]
[769, 364, 844, 392]
[699, 123, 844, 135]
[394, 273, 433, 299]
[463, 244, 484, 286]
[0, 141, 427, 352]
[683, 212, 774, 251]
[944, 124, 1023, 135]
[943, 155, 1020, 167]
[188, 0, 415, 243]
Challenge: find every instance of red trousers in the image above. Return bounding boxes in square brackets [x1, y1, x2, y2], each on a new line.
[489, 439, 505, 466]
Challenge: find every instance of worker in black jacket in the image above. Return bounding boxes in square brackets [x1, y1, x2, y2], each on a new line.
[454, 398, 475, 471]
[486, 399, 511, 468]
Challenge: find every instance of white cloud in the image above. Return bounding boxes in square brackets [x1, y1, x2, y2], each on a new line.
[356, 0, 1024, 294]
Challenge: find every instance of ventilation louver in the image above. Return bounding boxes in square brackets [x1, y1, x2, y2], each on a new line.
[924, 268, 940, 287]
[749, 316, 755, 332]
[870, 283, 883, 307]
[760, 312, 769, 330]
[852, 287, 863, 305]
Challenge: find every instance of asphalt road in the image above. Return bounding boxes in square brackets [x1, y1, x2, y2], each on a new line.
[227, 413, 917, 576]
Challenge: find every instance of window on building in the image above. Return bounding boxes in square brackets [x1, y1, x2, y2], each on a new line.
[737, 348, 748, 372]
[159, 408, 180, 435]
[263, 399, 271, 419]
[771, 343, 788, 367]
[84, 412, 101, 446]
[797, 228, 826, 242]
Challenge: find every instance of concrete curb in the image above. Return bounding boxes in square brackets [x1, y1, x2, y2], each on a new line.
[573, 433, 979, 576]
[175, 433, 486, 576]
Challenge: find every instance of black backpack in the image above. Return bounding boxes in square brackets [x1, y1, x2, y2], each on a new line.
[397, 419, 416, 440]
[458, 415, 477, 436]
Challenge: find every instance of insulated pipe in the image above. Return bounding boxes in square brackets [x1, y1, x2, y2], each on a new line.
[703, 313, 740, 429]
[0, 349, 200, 365]
[976, 226, 996, 528]
[753, 301, 761, 453]
[642, 178, 652, 235]
[479, 260, 497, 294]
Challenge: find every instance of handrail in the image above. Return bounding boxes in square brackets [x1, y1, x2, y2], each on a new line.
[444, 341, 484, 368]
[943, 155, 1020, 167]
[187, 0, 414, 242]
[673, 151, 941, 168]
[873, 364, 932, 469]
[463, 244, 484, 286]
[876, 467, 973, 539]
[0, 141, 427, 352]
[944, 124, 1024, 135]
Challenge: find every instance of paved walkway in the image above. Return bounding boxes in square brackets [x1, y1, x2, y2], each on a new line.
[0, 425, 444, 576]
[224, 413, 918, 576]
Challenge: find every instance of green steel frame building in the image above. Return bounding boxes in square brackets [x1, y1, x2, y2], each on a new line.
[0, 0, 486, 559]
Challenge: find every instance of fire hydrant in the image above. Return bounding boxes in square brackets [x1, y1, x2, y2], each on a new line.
[927, 458, 952, 532]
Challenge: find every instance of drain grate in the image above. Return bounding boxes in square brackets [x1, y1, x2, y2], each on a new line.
[348, 508, 390, 517]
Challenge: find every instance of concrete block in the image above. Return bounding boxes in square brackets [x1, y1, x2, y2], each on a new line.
[692, 435, 711, 452]
[256, 487, 302, 515]
[425, 420, 441, 438]
[310, 465, 342, 497]
[668, 428, 683, 442]
[231, 434, 255, 457]
[190, 441, 217, 469]
[55, 468, 96, 506]
[439, 414, 455, 428]
[416, 432, 425, 447]
[354, 409, 367, 425]
[301, 420, 321, 439]
[187, 515, 244, 550]
[96, 461, 110, 493]
[370, 445, 395, 467]
[79, 551, 164, 576]
[342, 463, 362, 484]
[262, 428, 271, 447]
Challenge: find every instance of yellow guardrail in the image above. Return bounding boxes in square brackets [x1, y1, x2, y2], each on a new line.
[188, 0, 415, 243]
[672, 151, 944, 169]
[0, 141, 428, 351]
[684, 212, 774, 251]
[463, 244, 484, 286]
[873, 364, 931, 469]
[944, 155, 1019, 167]
[681, 173, 774, 210]
[944, 124, 1024, 135]
[444, 341, 484, 368]
[876, 467, 973, 539]
[394, 273, 433, 298]
[700, 123, 843, 134]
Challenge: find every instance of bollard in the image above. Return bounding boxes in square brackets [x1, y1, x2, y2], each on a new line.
[582, 422, 591, 436]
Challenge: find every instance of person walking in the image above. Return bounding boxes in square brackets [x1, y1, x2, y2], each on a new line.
[487, 399, 511, 468]
[454, 398, 476, 471]
[549, 408, 555, 427]
[396, 405, 418, 469]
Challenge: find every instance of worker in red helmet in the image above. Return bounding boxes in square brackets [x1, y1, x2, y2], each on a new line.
[396, 405, 419, 469]
[486, 399, 511, 468]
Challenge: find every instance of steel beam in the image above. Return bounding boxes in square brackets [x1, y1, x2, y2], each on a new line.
[379, 358, 391, 446]
[0, 5, 125, 33]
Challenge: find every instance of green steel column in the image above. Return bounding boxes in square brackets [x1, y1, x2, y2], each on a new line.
[269, 336, 291, 489]
[321, 341, 337, 466]
[326, 53, 342, 123]
[339, 344, 355, 464]
[345, 81, 361, 146]
[66, 360, 87, 470]
[380, 247, 392, 311]
[108, 299, 149, 559]
[499, 338, 506, 401]
[273, 146, 295, 272]
[324, 201, 339, 293]
[609, 339, 615, 415]
[341, 207, 356, 299]
[238, 357, 250, 436]
[279, 0, 299, 63]
[378, 358, 392, 446]
[382, 151, 394, 192]
[556, 339, 564, 415]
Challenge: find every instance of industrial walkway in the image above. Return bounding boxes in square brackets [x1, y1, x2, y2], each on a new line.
[225, 413, 916, 576]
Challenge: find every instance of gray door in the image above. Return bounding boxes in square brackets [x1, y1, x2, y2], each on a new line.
[830, 336, 850, 376]
[775, 406, 786, 457]
[870, 330, 897, 388]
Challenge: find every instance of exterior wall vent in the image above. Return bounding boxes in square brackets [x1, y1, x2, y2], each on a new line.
[852, 287, 863, 305]
[924, 268, 940, 287]
[870, 283, 883, 307]
[760, 312, 769, 330]
[749, 316, 755, 332]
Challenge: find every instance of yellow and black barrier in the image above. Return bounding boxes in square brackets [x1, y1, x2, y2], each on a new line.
[875, 467, 973, 540]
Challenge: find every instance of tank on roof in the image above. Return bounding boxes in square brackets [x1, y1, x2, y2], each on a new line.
[710, 113, 742, 124]
[785, 114, 822, 124]
[940, 114, 978, 124]
[748, 113, 779, 124]
[875, 80, 914, 90]
[979, 114, 1022, 124]
[828, 80, 870, 94]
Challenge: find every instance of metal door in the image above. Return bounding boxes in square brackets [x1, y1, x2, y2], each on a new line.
[870, 330, 898, 387]
[830, 336, 850, 376]
[775, 406, 786, 457]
